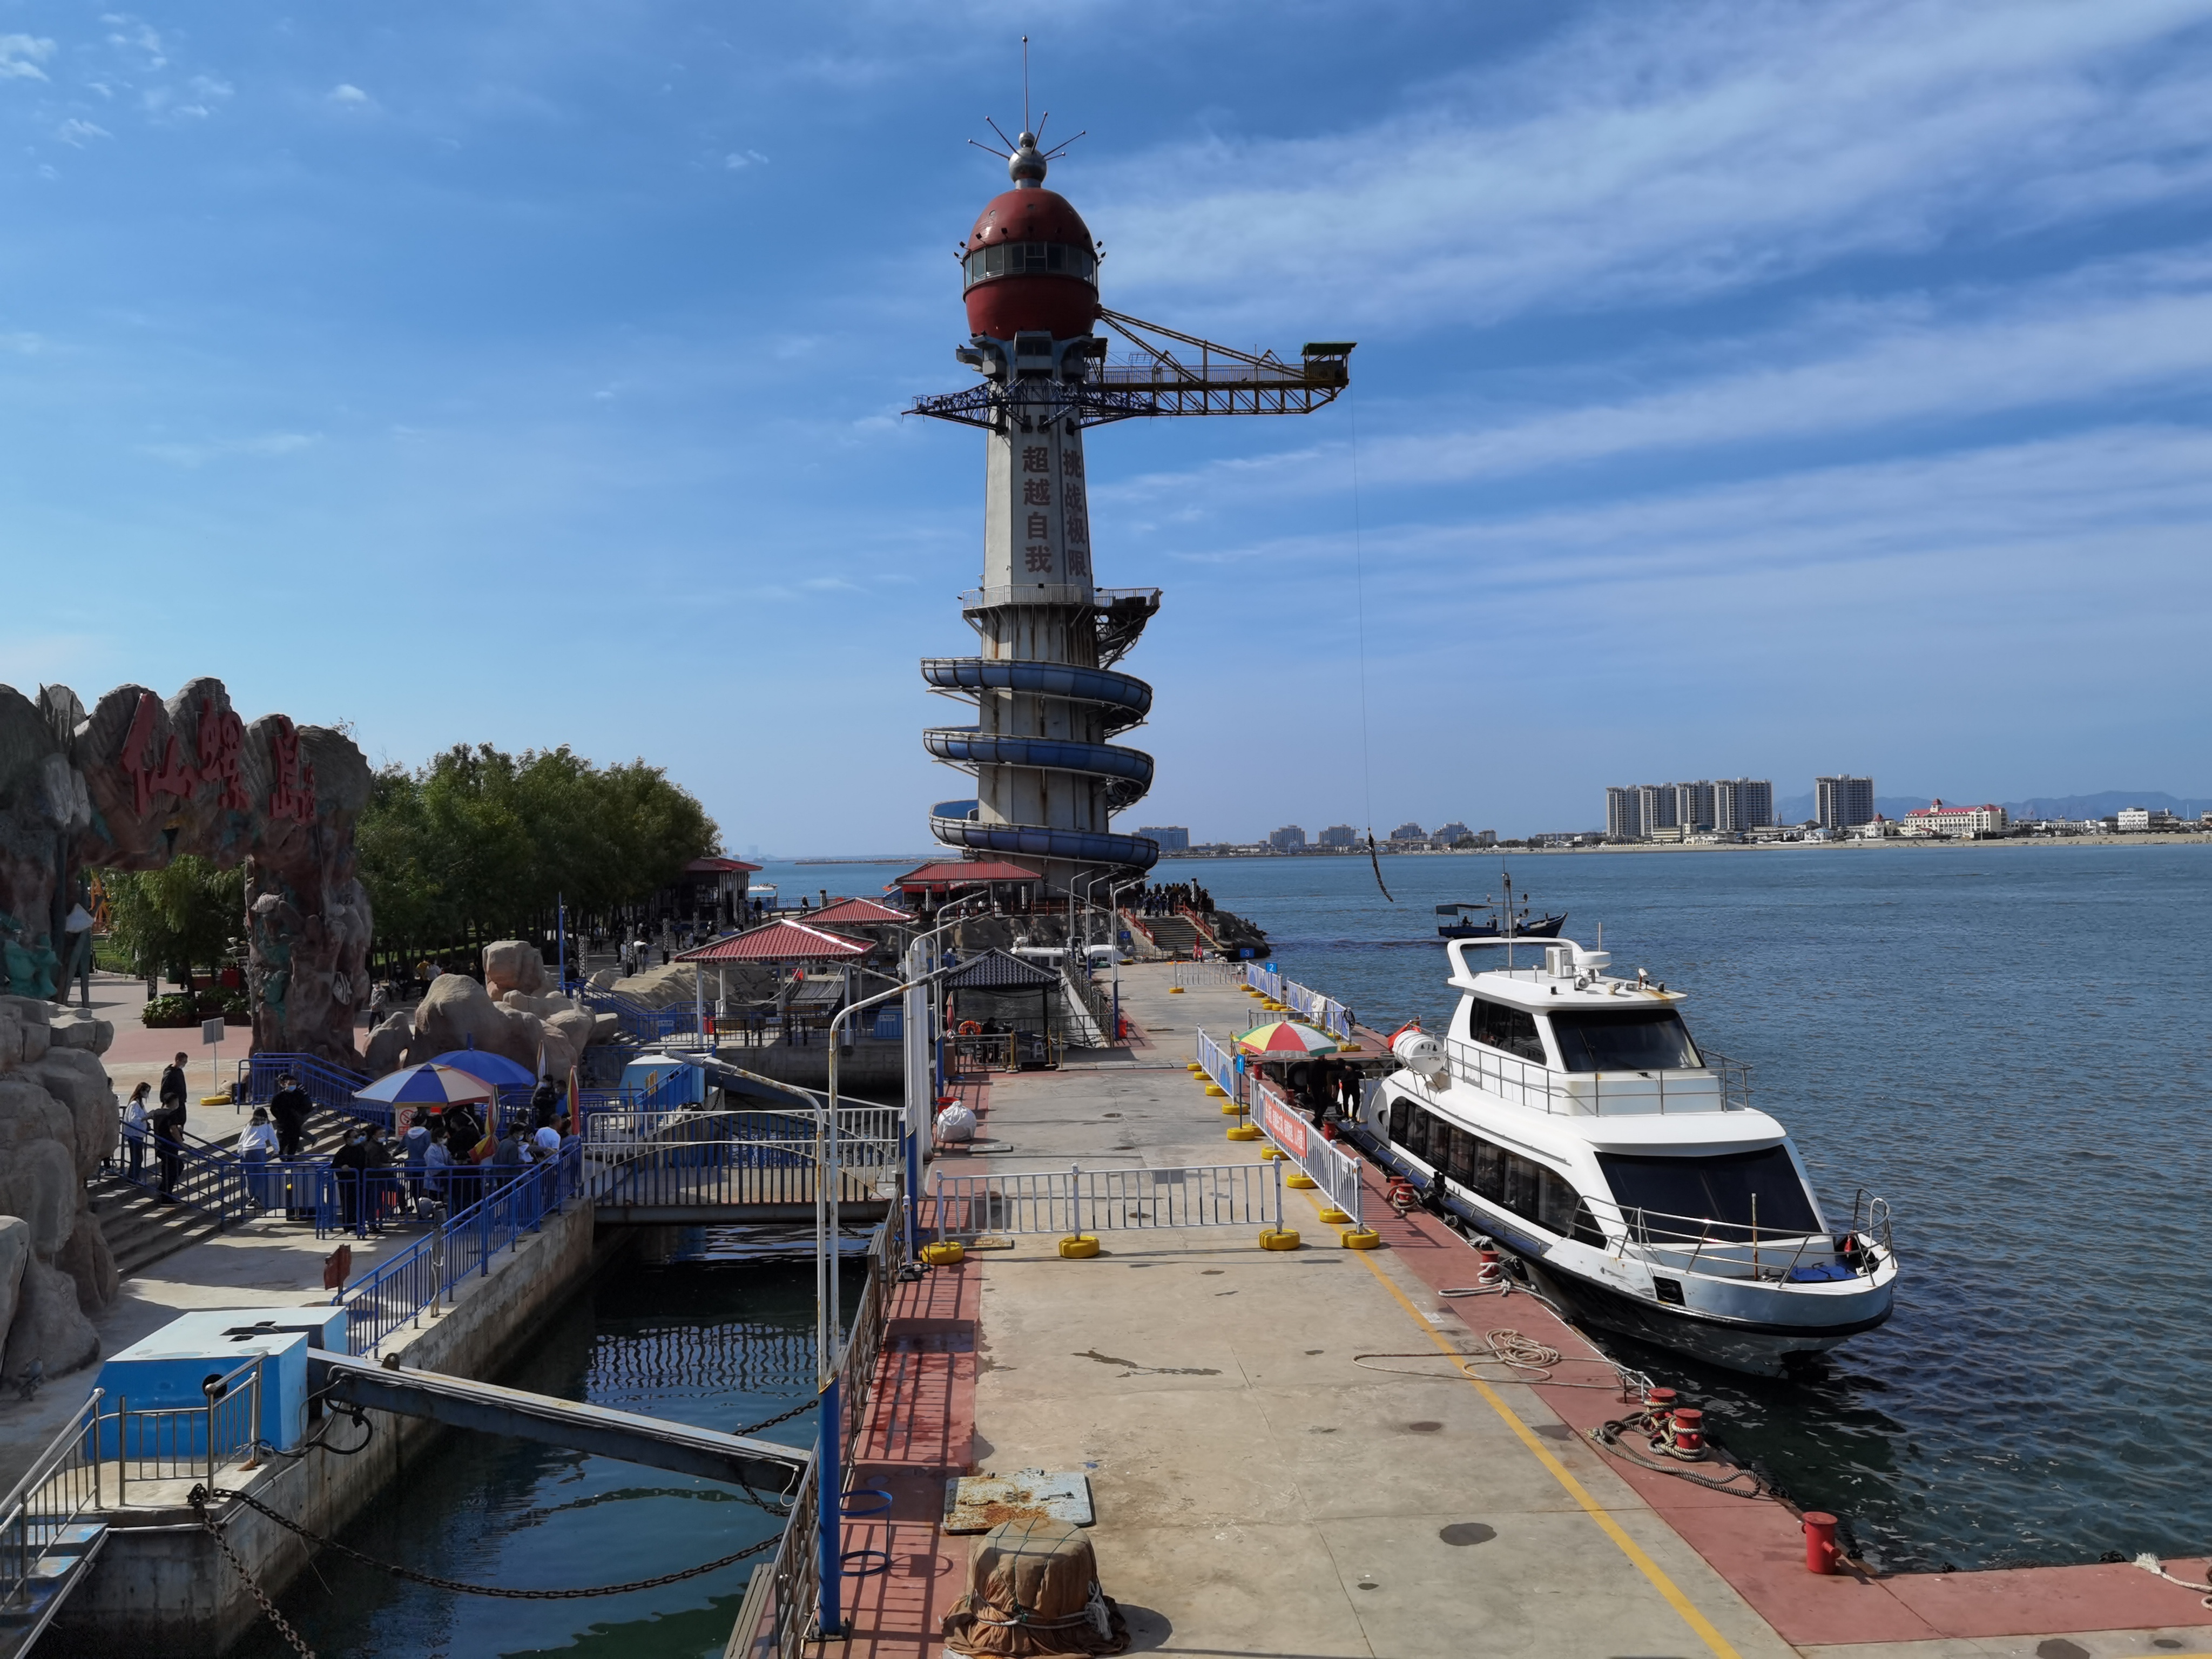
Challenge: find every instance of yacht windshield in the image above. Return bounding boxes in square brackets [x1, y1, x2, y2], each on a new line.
[1548, 1008, 1700, 1073]
[1595, 1148, 1819, 1241]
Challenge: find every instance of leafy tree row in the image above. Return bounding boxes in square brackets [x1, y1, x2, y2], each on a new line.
[98, 745, 719, 987]
[355, 744, 721, 965]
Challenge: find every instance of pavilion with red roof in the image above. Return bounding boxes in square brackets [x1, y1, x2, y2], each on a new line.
[675, 918, 869, 963]
[891, 859, 1040, 911]
[807, 896, 913, 927]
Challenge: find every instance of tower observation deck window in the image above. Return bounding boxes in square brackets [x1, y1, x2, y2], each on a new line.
[965, 244, 1098, 289]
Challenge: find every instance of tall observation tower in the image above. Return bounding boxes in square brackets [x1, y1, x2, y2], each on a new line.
[912, 121, 1352, 898]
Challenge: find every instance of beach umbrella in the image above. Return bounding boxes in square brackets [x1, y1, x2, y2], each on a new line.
[354, 1063, 497, 1105]
[425, 1048, 536, 1088]
[1235, 1020, 1339, 1056]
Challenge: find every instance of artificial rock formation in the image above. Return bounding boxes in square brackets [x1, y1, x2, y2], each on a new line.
[365, 943, 600, 1081]
[0, 993, 116, 1378]
[0, 675, 368, 1377]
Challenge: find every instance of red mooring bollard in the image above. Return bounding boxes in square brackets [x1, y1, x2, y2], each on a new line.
[1803, 1511, 1842, 1574]
[1670, 1407, 1704, 1456]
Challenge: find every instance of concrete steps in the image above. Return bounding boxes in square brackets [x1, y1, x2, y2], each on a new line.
[1146, 914, 1199, 955]
[0, 1521, 107, 1659]
[92, 1115, 352, 1280]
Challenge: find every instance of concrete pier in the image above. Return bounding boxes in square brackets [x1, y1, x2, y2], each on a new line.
[795, 962, 2212, 1659]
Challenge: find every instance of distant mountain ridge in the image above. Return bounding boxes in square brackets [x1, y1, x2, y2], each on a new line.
[1771, 790, 2212, 825]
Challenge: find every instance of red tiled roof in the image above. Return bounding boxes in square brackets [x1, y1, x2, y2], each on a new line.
[686, 857, 763, 873]
[676, 920, 868, 962]
[893, 860, 1041, 891]
[809, 897, 912, 926]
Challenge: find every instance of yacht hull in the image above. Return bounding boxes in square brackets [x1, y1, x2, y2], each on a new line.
[1516, 1254, 1892, 1377]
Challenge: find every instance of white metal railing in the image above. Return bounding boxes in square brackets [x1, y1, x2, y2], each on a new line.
[586, 1105, 901, 1149]
[1580, 1189, 1892, 1285]
[1250, 1080, 1364, 1228]
[928, 1162, 1286, 1238]
[1, 1390, 105, 1613]
[1169, 959, 1237, 987]
[1193, 1027, 1239, 1096]
[1441, 1037, 1751, 1116]
[1243, 963, 1282, 1001]
[1278, 979, 1354, 1042]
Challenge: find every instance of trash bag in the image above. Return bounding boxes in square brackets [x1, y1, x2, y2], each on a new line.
[935, 1102, 979, 1145]
[940, 1518, 1128, 1658]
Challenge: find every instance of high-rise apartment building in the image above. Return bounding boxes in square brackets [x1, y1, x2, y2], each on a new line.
[1712, 778, 1775, 833]
[1814, 775, 1876, 830]
[1605, 787, 1642, 840]
[1635, 785, 1678, 834]
[1267, 824, 1306, 851]
[1139, 826, 1191, 852]
[1674, 781, 1717, 834]
[1317, 824, 1357, 848]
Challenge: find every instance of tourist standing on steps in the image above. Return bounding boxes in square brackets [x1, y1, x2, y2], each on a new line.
[158, 1050, 188, 1119]
[121, 1083, 151, 1181]
[269, 1072, 313, 1161]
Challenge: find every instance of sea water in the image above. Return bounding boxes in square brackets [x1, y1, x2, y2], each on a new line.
[1172, 842, 2212, 1573]
[238, 1244, 852, 1659]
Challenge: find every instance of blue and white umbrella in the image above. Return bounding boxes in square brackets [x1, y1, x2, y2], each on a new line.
[354, 1063, 496, 1105]
[425, 1049, 536, 1088]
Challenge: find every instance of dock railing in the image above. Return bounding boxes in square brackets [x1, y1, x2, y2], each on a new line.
[1239, 965, 1354, 1041]
[0, 1390, 105, 1615]
[1249, 1077, 1365, 1229]
[1442, 1037, 1752, 1116]
[929, 1162, 1285, 1239]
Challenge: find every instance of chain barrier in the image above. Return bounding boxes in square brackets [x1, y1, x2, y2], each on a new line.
[731, 1395, 818, 1439]
[188, 1487, 320, 1658]
[191, 1484, 779, 1600]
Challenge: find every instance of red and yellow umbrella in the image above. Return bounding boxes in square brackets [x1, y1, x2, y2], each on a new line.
[1235, 1020, 1338, 1056]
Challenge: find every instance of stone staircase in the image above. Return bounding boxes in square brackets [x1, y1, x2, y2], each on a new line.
[1145, 913, 1200, 956]
[92, 1112, 355, 1280]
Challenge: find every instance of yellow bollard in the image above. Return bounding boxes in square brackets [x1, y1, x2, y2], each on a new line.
[1258, 1226, 1301, 1250]
[1226, 1123, 1262, 1141]
[1220, 1101, 1245, 1115]
[1169, 986, 1185, 994]
[1258, 1146, 1285, 1161]
[1285, 1172, 1317, 1190]
[1318, 1206, 1351, 1224]
[1339, 1227, 1380, 1250]
[1057, 1234, 1100, 1259]
[1204, 1083, 1227, 1097]
[921, 1240, 965, 1266]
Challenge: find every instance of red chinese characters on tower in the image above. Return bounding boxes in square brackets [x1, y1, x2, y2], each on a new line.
[266, 717, 319, 825]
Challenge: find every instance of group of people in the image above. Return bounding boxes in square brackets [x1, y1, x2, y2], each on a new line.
[1270, 1054, 1367, 1128]
[117, 1059, 578, 1233]
[1137, 882, 1212, 916]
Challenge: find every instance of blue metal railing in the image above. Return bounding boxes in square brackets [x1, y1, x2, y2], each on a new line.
[334, 1143, 584, 1356]
[235, 1052, 372, 1115]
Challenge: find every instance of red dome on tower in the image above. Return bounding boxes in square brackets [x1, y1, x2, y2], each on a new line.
[960, 137, 1098, 341]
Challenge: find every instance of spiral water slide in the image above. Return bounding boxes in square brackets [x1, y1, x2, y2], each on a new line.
[921, 657, 1161, 869]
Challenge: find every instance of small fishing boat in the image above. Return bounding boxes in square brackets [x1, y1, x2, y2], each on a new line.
[1350, 932, 1897, 1375]
[1435, 871, 1565, 939]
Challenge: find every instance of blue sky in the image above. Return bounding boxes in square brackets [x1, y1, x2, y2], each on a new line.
[4, 1, 2210, 849]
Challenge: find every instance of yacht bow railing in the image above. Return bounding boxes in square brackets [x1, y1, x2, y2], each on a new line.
[1585, 1190, 1893, 1285]
[1442, 1038, 1751, 1116]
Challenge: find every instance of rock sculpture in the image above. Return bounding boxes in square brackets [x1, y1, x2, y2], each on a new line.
[0, 676, 369, 1377]
[367, 943, 597, 1082]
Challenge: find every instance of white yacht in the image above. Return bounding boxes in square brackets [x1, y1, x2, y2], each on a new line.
[1355, 935, 1897, 1374]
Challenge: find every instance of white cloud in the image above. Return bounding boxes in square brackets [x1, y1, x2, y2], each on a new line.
[327, 83, 371, 107]
[104, 20, 165, 69]
[0, 34, 55, 81]
[725, 149, 768, 170]
[1104, 247, 2212, 504]
[140, 432, 323, 467]
[56, 119, 112, 146]
[1093, 0, 2212, 334]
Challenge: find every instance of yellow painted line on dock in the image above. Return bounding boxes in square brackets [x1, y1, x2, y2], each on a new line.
[1343, 1226, 1746, 1659]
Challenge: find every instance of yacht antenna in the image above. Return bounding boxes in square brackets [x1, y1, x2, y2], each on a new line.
[1348, 382, 1390, 905]
[1503, 869, 1514, 968]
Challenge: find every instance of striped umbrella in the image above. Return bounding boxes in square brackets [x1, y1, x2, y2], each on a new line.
[1235, 1020, 1339, 1056]
[353, 1062, 497, 1105]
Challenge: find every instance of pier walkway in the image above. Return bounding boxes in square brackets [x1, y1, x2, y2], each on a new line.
[802, 962, 2212, 1659]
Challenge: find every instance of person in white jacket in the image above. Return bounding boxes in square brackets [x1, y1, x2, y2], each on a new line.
[122, 1083, 151, 1182]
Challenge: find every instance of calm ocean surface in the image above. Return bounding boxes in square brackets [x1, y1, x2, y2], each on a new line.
[1172, 842, 2212, 1573]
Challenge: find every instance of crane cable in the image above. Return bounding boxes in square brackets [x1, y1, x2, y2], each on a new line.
[1348, 382, 1392, 904]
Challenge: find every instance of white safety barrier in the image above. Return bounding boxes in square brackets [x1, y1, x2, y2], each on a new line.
[929, 1162, 1284, 1238]
[1193, 1027, 1242, 1099]
[1250, 1079, 1365, 1228]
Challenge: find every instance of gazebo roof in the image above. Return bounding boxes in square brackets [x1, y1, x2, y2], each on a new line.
[685, 857, 762, 873]
[809, 896, 912, 926]
[941, 948, 1059, 989]
[894, 860, 1041, 893]
[676, 919, 869, 963]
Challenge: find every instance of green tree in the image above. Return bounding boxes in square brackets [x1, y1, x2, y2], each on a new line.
[354, 744, 718, 959]
[102, 856, 245, 986]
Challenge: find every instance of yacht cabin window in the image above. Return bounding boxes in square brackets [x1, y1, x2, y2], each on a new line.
[1386, 1096, 1603, 1245]
[1594, 1148, 1819, 1242]
[1547, 1008, 1701, 1073]
[1467, 998, 1547, 1063]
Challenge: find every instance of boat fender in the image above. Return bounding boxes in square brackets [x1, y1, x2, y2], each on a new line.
[1388, 1023, 1446, 1079]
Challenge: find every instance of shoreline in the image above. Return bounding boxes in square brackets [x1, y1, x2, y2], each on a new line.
[1159, 831, 2211, 858]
